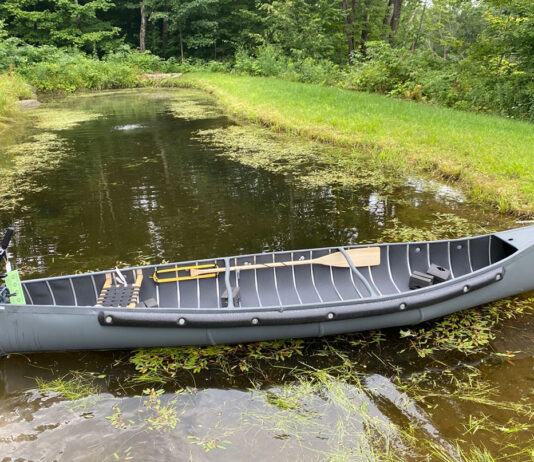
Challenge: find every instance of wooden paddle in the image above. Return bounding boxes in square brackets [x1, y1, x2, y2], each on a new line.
[190, 247, 381, 277]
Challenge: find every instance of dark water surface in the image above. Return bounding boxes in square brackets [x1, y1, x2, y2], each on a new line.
[0, 89, 532, 461]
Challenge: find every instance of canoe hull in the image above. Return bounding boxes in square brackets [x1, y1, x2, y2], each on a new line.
[1, 229, 533, 353]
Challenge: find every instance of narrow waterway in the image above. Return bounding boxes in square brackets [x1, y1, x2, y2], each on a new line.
[0, 89, 531, 461]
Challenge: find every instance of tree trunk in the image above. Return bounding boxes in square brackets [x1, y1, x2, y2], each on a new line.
[162, 19, 168, 49]
[384, 0, 402, 40]
[140, 0, 147, 52]
[383, 0, 394, 28]
[342, 0, 355, 63]
[179, 27, 184, 62]
[360, 0, 372, 53]
[390, 0, 403, 34]
[410, 2, 426, 52]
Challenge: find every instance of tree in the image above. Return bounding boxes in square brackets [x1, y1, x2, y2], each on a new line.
[259, 0, 344, 62]
[0, 0, 120, 53]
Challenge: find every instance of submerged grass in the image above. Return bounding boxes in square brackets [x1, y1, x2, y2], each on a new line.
[176, 73, 534, 216]
[35, 371, 98, 401]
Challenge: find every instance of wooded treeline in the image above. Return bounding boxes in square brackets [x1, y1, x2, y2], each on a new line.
[0, 0, 533, 120]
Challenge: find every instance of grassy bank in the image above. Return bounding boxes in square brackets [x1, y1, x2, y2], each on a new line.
[176, 73, 534, 216]
[0, 74, 33, 127]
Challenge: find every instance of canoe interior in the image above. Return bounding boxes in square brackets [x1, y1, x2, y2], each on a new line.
[21, 235, 517, 309]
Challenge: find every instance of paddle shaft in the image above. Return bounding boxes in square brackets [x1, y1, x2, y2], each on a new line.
[190, 247, 380, 277]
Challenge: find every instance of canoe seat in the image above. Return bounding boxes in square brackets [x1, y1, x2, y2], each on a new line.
[96, 269, 143, 308]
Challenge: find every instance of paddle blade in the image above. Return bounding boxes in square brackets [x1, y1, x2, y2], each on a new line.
[340, 247, 381, 267]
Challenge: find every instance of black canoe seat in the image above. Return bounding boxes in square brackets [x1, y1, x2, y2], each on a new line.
[96, 269, 143, 308]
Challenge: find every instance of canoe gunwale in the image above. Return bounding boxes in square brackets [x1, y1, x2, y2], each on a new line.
[97, 266, 504, 328]
[19, 228, 521, 286]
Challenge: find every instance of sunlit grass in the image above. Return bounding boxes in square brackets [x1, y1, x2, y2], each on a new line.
[0, 73, 33, 126]
[178, 73, 534, 215]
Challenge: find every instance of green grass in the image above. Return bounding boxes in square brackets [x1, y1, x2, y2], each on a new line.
[0, 73, 33, 126]
[177, 73, 534, 216]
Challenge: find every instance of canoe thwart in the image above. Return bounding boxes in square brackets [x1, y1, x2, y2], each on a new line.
[222, 286, 241, 308]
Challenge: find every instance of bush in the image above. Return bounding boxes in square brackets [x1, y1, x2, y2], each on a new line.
[20, 55, 141, 93]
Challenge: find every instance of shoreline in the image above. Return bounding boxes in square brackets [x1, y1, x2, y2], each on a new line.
[161, 73, 534, 218]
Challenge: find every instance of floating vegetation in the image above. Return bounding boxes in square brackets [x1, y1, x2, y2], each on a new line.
[129, 340, 304, 382]
[32, 108, 102, 131]
[379, 213, 492, 243]
[167, 94, 223, 120]
[399, 296, 534, 357]
[187, 435, 232, 452]
[35, 371, 99, 401]
[107, 388, 185, 432]
[141, 388, 181, 431]
[194, 125, 405, 192]
[0, 132, 70, 211]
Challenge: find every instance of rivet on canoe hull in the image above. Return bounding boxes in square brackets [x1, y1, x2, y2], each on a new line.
[327, 312, 334, 320]
[178, 318, 186, 326]
[105, 315, 113, 324]
[251, 318, 259, 325]
[399, 303, 407, 310]
[463, 285, 470, 293]
[495, 273, 502, 281]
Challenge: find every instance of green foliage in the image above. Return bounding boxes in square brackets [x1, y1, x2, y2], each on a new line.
[0, 0, 120, 54]
[23, 56, 141, 93]
[259, 0, 344, 62]
[129, 340, 304, 381]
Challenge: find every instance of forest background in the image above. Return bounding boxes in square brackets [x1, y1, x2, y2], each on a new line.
[0, 0, 533, 122]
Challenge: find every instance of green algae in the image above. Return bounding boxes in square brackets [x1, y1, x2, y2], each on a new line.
[167, 93, 223, 121]
[195, 125, 405, 192]
[32, 108, 102, 131]
[378, 213, 494, 243]
[0, 132, 70, 212]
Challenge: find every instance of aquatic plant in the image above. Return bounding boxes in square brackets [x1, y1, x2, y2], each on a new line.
[35, 371, 99, 401]
[0, 132, 70, 211]
[378, 213, 492, 243]
[195, 125, 404, 193]
[129, 340, 304, 382]
[32, 108, 102, 131]
[399, 296, 534, 357]
[167, 93, 223, 121]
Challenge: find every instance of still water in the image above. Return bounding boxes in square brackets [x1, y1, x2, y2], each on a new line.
[0, 89, 532, 461]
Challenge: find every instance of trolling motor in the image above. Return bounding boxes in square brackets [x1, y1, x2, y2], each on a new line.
[0, 227, 15, 303]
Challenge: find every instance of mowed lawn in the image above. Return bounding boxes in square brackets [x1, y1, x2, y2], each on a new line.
[181, 73, 534, 215]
